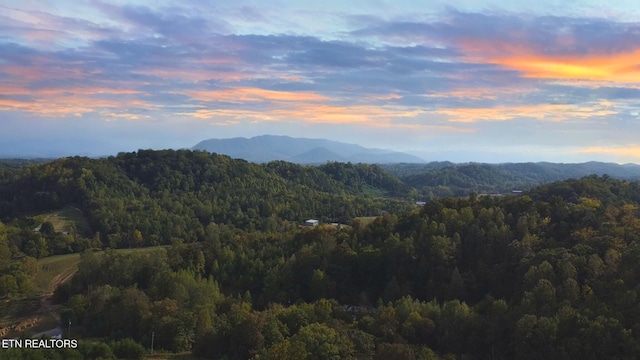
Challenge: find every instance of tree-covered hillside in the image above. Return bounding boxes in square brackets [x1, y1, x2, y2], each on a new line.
[35, 175, 640, 359]
[401, 163, 525, 198]
[382, 161, 640, 199]
[4, 152, 640, 359]
[0, 150, 411, 251]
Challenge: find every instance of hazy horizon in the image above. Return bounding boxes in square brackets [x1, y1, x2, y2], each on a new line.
[2, 1, 640, 163]
[2, 134, 640, 166]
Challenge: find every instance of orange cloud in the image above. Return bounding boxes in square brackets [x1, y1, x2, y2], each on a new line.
[187, 88, 329, 103]
[368, 93, 404, 101]
[187, 109, 276, 121]
[0, 97, 94, 116]
[100, 112, 150, 121]
[460, 38, 640, 82]
[181, 102, 426, 125]
[0, 88, 152, 117]
[495, 51, 640, 82]
[578, 146, 640, 159]
[273, 104, 389, 124]
[436, 103, 617, 123]
[186, 105, 471, 133]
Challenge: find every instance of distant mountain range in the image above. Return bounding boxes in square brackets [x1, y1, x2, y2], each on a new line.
[192, 135, 426, 164]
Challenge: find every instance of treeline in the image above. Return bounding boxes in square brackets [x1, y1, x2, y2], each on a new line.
[0, 222, 39, 298]
[400, 163, 527, 198]
[47, 175, 640, 359]
[382, 161, 640, 199]
[0, 150, 411, 252]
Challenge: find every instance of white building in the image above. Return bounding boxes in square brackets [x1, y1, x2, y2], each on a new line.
[304, 219, 319, 226]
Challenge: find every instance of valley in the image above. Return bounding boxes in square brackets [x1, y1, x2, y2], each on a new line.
[1, 151, 640, 359]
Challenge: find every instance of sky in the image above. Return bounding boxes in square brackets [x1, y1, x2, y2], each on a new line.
[2, 0, 640, 163]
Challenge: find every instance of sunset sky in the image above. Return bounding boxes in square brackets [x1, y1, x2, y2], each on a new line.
[2, 0, 640, 163]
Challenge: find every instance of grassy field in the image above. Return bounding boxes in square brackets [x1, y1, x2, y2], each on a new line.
[36, 253, 83, 294]
[0, 246, 171, 338]
[34, 206, 91, 236]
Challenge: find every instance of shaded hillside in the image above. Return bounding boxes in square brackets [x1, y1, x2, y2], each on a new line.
[501, 161, 640, 182]
[0, 158, 53, 168]
[265, 161, 409, 197]
[289, 147, 347, 164]
[385, 161, 640, 199]
[378, 161, 456, 176]
[44, 175, 640, 359]
[404, 164, 535, 199]
[385, 161, 640, 181]
[0, 150, 412, 249]
[5, 163, 640, 358]
[317, 162, 410, 197]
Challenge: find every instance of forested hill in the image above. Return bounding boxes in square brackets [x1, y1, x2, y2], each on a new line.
[383, 161, 640, 199]
[2, 151, 640, 251]
[5, 153, 640, 358]
[382, 161, 640, 180]
[0, 149, 411, 249]
[39, 174, 640, 359]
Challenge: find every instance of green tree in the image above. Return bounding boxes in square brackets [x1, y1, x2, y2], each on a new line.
[110, 338, 146, 360]
[292, 323, 354, 360]
[0, 274, 18, 297]
[0, 222, 10, 263]
[265, 339, 309, 360]
[374, 343, 416, 360]
[39, 221, 55, 236]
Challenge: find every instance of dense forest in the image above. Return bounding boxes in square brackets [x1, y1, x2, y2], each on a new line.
[2, 151, 640, 359]
[382, 161, 640, 199]
[0, 150, 411, 255]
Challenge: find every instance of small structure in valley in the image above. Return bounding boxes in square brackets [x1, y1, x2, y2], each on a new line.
[304, 219, 319, 227]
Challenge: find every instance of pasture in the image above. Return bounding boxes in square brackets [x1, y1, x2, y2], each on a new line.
[34, 205, 91, 236]
[353, 216, 378, 226]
